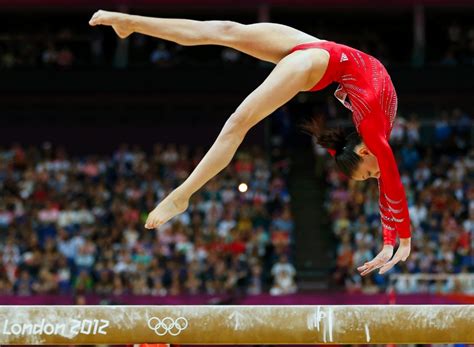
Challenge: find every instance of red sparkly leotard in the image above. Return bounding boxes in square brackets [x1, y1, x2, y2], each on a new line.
[291, 41, 410, 246]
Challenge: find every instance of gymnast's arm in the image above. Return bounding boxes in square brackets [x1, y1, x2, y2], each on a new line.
[356, 114, 411, 275]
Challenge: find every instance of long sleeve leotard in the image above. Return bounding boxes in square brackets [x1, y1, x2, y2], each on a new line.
[291, 41, 411, 245]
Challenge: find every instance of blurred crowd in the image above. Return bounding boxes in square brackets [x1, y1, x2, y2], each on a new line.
[324, 109, 474, 294]
[0, 26, 256, 69]
[0, 143, 296, 296]
[0, 16, 473, 69]
[439, 21, 474, 66]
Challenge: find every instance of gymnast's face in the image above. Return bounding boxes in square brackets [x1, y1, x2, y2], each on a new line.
[351, 143, 380, 181]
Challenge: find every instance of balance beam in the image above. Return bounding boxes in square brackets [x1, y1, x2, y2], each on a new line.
[0, 305, 473, 344]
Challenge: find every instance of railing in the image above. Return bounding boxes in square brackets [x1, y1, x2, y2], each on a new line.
[0, 292, 470, 306]
[389, 273, 474, 294]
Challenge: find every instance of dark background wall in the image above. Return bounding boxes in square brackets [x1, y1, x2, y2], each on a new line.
[0, 0, 472, 152]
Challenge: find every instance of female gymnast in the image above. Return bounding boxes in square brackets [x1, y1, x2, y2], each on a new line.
[89, 10, 411, 276]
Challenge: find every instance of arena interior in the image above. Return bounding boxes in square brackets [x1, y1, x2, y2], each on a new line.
[0, 0, 473, 346]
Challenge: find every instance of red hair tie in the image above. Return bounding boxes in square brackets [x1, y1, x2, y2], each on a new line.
[327, 149, 336, 157]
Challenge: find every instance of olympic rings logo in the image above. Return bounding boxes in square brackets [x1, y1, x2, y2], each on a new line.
[147, 316, 189, 336]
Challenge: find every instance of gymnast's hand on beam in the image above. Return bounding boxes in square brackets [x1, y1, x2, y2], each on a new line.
[89, 10, 133, 39]
[144, 188, 190, 230]
[357, 244, 394, 276]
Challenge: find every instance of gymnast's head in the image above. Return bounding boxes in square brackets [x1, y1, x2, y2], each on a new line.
[302, 117, 380, 181]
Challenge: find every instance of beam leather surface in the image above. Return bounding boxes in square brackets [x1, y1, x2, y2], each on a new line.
[0, 305, 473, 344]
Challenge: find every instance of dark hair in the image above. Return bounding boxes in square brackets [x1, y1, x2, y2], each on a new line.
[302, 117, 363, 177]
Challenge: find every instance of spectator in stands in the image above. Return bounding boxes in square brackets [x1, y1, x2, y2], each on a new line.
[41, 41, 58, 66]
[56, 46, 74, 67]
[0, 143, 294, 297]
[150, 43, 172, 66]
[270, 255, 297, 295]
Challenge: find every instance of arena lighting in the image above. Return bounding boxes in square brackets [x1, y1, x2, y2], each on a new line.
[0, 305, 473, 344]
[238, 183, 248, 193]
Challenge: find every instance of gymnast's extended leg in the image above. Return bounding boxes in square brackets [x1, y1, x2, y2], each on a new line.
[89, 10, 330, 229]
[89, 10, 320, 63]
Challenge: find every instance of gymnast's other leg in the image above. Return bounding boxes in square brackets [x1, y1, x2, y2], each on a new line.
[89, 10, 321, 63]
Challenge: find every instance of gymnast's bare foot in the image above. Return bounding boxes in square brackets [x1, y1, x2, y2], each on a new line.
[89, 10, 133, 39]
[145, 189, 189, 229]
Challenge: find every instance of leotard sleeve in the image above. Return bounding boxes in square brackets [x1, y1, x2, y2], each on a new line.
[358, 114, 411, 246]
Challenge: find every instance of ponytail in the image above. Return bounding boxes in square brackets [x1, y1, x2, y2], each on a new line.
[301, 116, 363, 178]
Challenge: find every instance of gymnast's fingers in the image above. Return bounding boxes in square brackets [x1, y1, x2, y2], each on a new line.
[359, 251, 392, 276]
[359, 259, 381, 276]
[357, 262, 372, 272]
[379, 257, 399, 274]
[360, 263, 384, 276]
[379, 249, 406, 274]
[357, 259, 378, 273]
